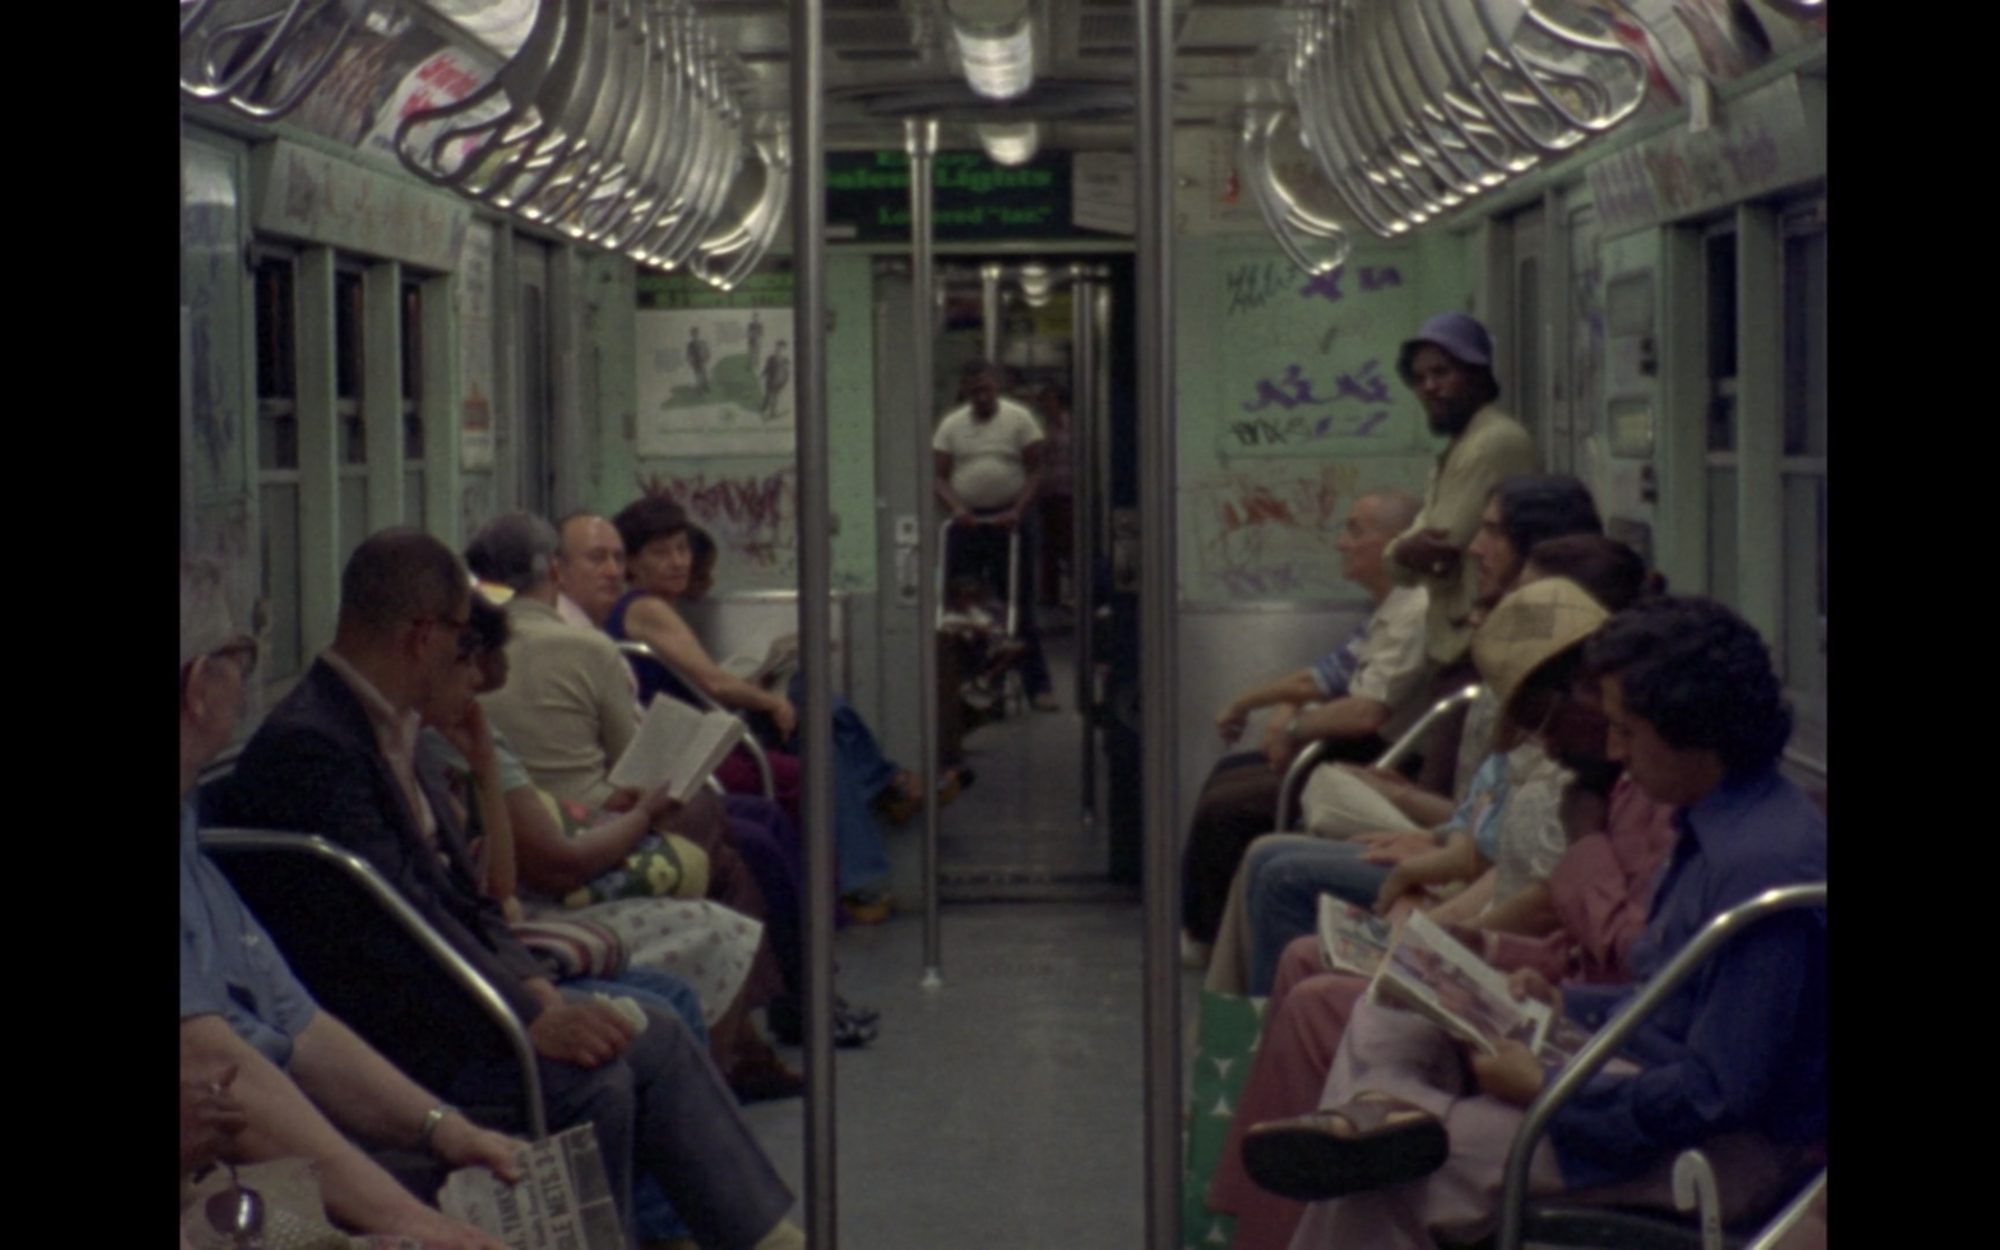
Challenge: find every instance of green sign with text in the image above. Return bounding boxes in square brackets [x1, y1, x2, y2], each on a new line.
[826, 150, 1101, 241]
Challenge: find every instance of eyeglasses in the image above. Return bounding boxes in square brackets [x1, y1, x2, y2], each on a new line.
[418, 613, 480, 662]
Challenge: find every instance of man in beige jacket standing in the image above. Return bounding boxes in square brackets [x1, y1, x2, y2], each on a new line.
[1384, 313, 1537, 672]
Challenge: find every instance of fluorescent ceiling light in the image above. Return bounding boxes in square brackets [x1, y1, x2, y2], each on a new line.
[977, 121, 1039, 166]
[952, 20, 1034, 100]
[1017, 261, 1052, 307]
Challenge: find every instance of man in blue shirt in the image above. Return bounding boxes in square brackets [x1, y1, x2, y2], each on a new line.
[180, 557, 521, 1247]
[1245, 596, 1826, 1248]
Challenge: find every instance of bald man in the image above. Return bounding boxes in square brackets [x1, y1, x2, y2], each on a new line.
[1182, 489, 1431, 961]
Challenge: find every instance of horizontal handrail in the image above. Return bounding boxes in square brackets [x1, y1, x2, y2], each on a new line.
[1274, 682, 1483, 833]
[199, 827, 548, 1140]
[1495, 881, 1828, 1250]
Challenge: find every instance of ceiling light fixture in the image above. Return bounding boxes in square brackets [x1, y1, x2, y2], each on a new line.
[977, 120, 1040, 166]
[946, 0, 1035, 100]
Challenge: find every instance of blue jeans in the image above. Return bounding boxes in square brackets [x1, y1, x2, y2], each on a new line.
[568, 969, 709, 1245]
[786, 677, 896, 893]
[1244, 839, 1392, 996]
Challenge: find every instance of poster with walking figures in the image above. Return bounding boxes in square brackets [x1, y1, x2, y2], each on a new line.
[636, 303, 795, 457]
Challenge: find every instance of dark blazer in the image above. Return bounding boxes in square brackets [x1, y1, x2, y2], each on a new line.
[207, 658, 549, 1084]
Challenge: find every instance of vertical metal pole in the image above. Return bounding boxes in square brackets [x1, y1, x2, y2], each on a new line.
[1137, 0, 1182, 1240]
[907, 117, 945, 989]
[1070, 267, 1098, 824]
[789, 0, 836, 1242]
[980, 262, 1003, 366]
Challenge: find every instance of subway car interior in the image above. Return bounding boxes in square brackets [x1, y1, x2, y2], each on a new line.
[178, 0, 1827, 1246]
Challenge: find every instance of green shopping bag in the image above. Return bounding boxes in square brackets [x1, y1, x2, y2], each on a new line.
[1183, 989, 1268, 1249]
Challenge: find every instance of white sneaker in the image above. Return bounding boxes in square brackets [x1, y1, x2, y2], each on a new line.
[1179, 931, 1212, 971]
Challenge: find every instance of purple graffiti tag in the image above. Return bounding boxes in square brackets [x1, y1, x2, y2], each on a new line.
[1281, 364, 1331, 405]
[1240, 364, 1331, 412]
[1241, 380, 1294, 413]
[1353, 410, 1390, 436]
[1299, 268, 1346, 303]
[1332, 358, 1391, 405]
[1359, 266, 1404, 292]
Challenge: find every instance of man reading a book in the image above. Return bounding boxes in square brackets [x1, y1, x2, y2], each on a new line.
[1241, 597, 1825, 1249]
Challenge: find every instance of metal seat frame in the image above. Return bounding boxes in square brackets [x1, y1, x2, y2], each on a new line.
[1272, 682, 1484, 834]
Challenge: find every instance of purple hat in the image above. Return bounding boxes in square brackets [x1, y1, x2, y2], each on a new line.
[1397, 312, 1494, 382]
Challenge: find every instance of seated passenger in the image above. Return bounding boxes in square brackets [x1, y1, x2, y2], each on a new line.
[1180, 488, 1429, 963]
[472, 511, 862, 1046]
[1246, 597, 1825, 1249]
[1223, 535, 1652, 997]
[607, 493, 950, 915]
[206, 529, 806, 1250]
[179, 556, 519, 1249]
[1237, 576, 1611, 996]
[1302, 526, 1634, 845]
[1208, 588, 1672, 1247]
[419, 593, 811, 1098]
[551, 510, 809, 825]
[539, 510, 873, 1039]
[1286, 472, 1604, 854]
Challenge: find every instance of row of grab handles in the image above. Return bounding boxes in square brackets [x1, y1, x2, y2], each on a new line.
[179, 0, 786, 289]
[1243, 0, 1826, 271]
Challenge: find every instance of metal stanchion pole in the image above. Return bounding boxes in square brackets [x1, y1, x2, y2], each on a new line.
[1137, 0, 1182, 1240]
[788, 0, 836, 1241]
[906, 117, 945, 989]
[1070, 266, 1098, 825]
[980, 261, 1003, 365]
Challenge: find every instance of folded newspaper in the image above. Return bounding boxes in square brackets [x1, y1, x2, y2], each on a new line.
[1315, 893, 1396, 977]
[718, 633, 802, 689]
[438, 1125, 626, 1250]
[1369, 912, 1554, 1057]
[606, 693, 746, 801]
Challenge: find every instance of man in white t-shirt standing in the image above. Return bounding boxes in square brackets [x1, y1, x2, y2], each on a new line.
[933, 358, 1057, 710]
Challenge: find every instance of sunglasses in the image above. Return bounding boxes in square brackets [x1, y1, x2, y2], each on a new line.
[416, 614, 480, 662]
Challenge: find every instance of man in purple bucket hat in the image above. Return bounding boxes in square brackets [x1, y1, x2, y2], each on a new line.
[1384, 312, 1536, 676]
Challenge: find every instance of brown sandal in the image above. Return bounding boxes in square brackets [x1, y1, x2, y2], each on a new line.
[1241, 1092, 1448, 1201]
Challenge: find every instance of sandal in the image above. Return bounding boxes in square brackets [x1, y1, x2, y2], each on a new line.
[1241, 1092, 1448, 1201]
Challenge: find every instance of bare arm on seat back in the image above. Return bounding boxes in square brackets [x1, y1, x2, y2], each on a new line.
[181, 1015, 515, 1250]
[621, 593, 798, 736]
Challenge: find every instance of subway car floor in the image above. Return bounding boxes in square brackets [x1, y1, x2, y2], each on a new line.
[740, 617, 1209, 1247]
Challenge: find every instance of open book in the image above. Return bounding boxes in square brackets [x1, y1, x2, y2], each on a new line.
[438, 1124, 626, 1249]
[1369, 912, 1553, 1057]
[1316, 893, 1396, 977]
[606, 693, 746, 801]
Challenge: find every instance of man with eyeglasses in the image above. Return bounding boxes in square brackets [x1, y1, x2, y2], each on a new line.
[212, 529, 806, 1250]
[180, 556, 519, 1248]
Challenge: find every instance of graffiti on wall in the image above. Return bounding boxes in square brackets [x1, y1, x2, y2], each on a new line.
[1212, 253, 1416, 460]
[637, 466, 798, 575]
[1186, 462, 1365, 598]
